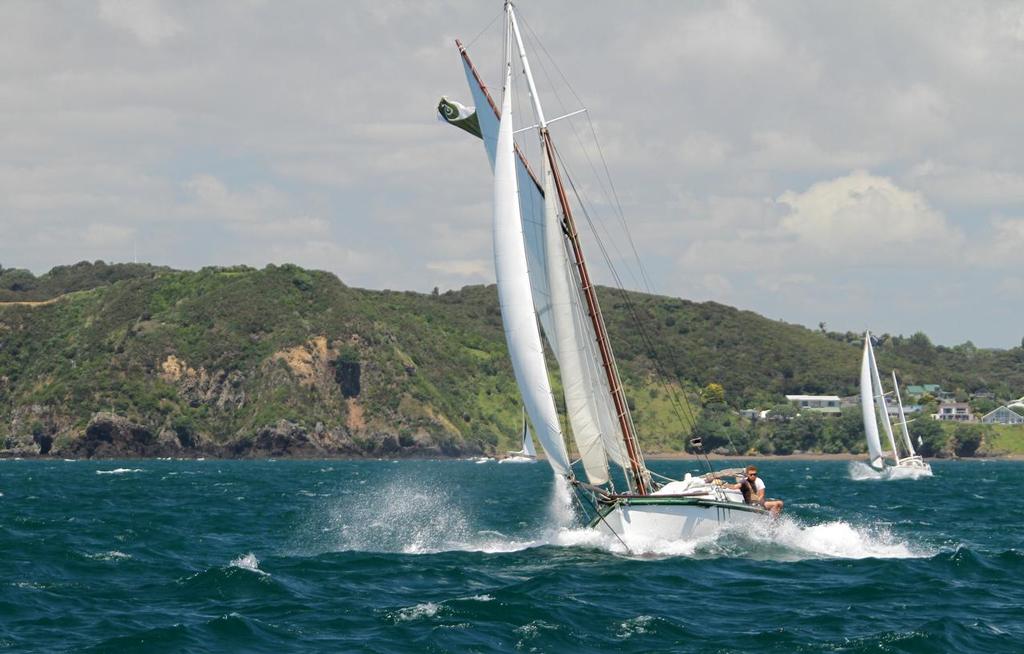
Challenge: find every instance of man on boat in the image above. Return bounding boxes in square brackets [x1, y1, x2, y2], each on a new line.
[727, 466, 784, 516]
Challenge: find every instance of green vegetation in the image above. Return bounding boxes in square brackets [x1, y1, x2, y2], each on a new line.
[1, 261, 1022, 457]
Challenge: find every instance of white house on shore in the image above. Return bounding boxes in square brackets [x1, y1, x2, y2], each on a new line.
[934, 401, 974, 422]
[981, 405, 1024, 425]
[785, 395, 841, 415]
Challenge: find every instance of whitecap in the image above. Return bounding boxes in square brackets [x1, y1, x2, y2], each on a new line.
[86, 550, 132, 561]
[393, 602, 441, 622]
[229, 552, 268, 575]
[96, 468, 144, 475]
[617, 615, 656, 638]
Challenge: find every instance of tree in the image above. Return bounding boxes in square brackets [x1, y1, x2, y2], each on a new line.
[950, 423, 985, 457]
[911, 416, 946, 457]
[701, 382, 725, 406]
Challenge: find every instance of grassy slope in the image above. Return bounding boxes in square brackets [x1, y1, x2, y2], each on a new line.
[1, 262, 1023, 454]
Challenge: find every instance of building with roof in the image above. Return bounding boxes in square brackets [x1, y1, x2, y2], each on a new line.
[981, 405, 1024, 425]
[785, 395, 841, 415]
[933, 401, 974, 422]
[906, 384, 942, 398]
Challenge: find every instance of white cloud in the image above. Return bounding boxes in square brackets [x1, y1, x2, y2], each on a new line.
[907, 161, 1024, 207]
[426, 259, 490, 279]
[98, 0, 182, 47]
[82, 223, 134, 246]
[981, 218, 1024, 266]
[778, 170, 963, 262]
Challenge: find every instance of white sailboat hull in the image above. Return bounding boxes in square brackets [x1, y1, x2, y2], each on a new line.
[591, 497, 767, 541]
[893, 455, 933, 476]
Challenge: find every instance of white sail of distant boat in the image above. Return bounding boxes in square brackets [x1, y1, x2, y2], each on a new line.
[860, 331, 932, 476]
[501, 407, 537, 463]
[439, 3, 767, 543]
[860, 335, 885, 469]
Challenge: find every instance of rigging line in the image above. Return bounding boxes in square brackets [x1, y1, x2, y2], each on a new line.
[551, 160, 706, 450]
[554, 146, 701, 437]
[536, 104, 701, 442]
[519, 13, 649, 295]
[517, 14, 646, 295]
[465, 8, 502, 50]
[573, 484, 632, 555]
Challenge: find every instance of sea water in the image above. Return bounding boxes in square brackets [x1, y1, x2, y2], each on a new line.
[2, 459, 1023, 652]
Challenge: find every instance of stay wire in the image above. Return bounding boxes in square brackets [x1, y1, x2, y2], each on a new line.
[553, 143, 710, 446]
[519, 13, 651, 294]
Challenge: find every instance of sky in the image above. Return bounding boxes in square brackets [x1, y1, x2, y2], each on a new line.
[2, 1, 1023, 348]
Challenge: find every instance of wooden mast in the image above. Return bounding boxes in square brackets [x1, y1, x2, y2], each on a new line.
[541, 131, 649, 495]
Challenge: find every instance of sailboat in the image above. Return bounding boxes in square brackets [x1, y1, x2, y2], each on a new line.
[501, 407, 537, 463]
[439, 2, 766, 542]
[860, 332, 932, 475]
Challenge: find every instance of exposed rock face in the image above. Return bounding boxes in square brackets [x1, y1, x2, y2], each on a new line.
[60, 412, 183, 458]
[2, 404, 69, 456]
[159, 355, 245, 411]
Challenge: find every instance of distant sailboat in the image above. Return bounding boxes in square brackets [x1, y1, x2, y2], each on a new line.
[860, 331, 933, 475]
[439, 2, 766, 542]
[501, 407, 537, 463]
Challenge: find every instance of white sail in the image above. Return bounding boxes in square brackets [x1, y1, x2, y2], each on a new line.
[892, 371, 916, 458]
[521, 415, 537, 457]
[493, 41, 571, 478]
[457, 58, 557, 358]
[542, 152, 611, 484]
[867, 338, 900, 462]
[860, 334, 885, 469]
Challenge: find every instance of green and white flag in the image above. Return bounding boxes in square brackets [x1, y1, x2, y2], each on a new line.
[437, 97, 481, 138]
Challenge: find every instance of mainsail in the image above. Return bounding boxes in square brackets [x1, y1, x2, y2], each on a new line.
[492, 35, 571, 477]
[860, 334, 885, 469]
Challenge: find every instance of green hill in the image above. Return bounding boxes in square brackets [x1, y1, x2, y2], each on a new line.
[1, 261, 1021, 458]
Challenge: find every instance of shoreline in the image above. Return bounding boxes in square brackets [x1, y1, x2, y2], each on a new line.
[3, 452, 1023, 462]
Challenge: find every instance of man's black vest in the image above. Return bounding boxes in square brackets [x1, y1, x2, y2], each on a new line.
[740, 478, 761, 504]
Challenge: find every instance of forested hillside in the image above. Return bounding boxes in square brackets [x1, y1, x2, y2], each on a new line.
[1, 261, 1021, 458]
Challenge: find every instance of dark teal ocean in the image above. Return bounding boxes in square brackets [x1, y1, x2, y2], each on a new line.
[3, 458, 1023, 653]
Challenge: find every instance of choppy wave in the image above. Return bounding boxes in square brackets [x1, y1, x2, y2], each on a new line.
[85, 550, 132, 561]
[5, 459, 1023, 653]
[229, 552, 266, 575]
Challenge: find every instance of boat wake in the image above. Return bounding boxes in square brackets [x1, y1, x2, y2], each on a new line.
[498, 456, 536, 464]
[550, 513, 931, 561]
[849, 461, 933, 481]
[306, 472, 929, 561]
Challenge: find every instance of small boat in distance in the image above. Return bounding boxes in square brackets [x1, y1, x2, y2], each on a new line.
[501, 407, 537, 463]
[439, 2, 767, 543]
[860, 331, 933, 476]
